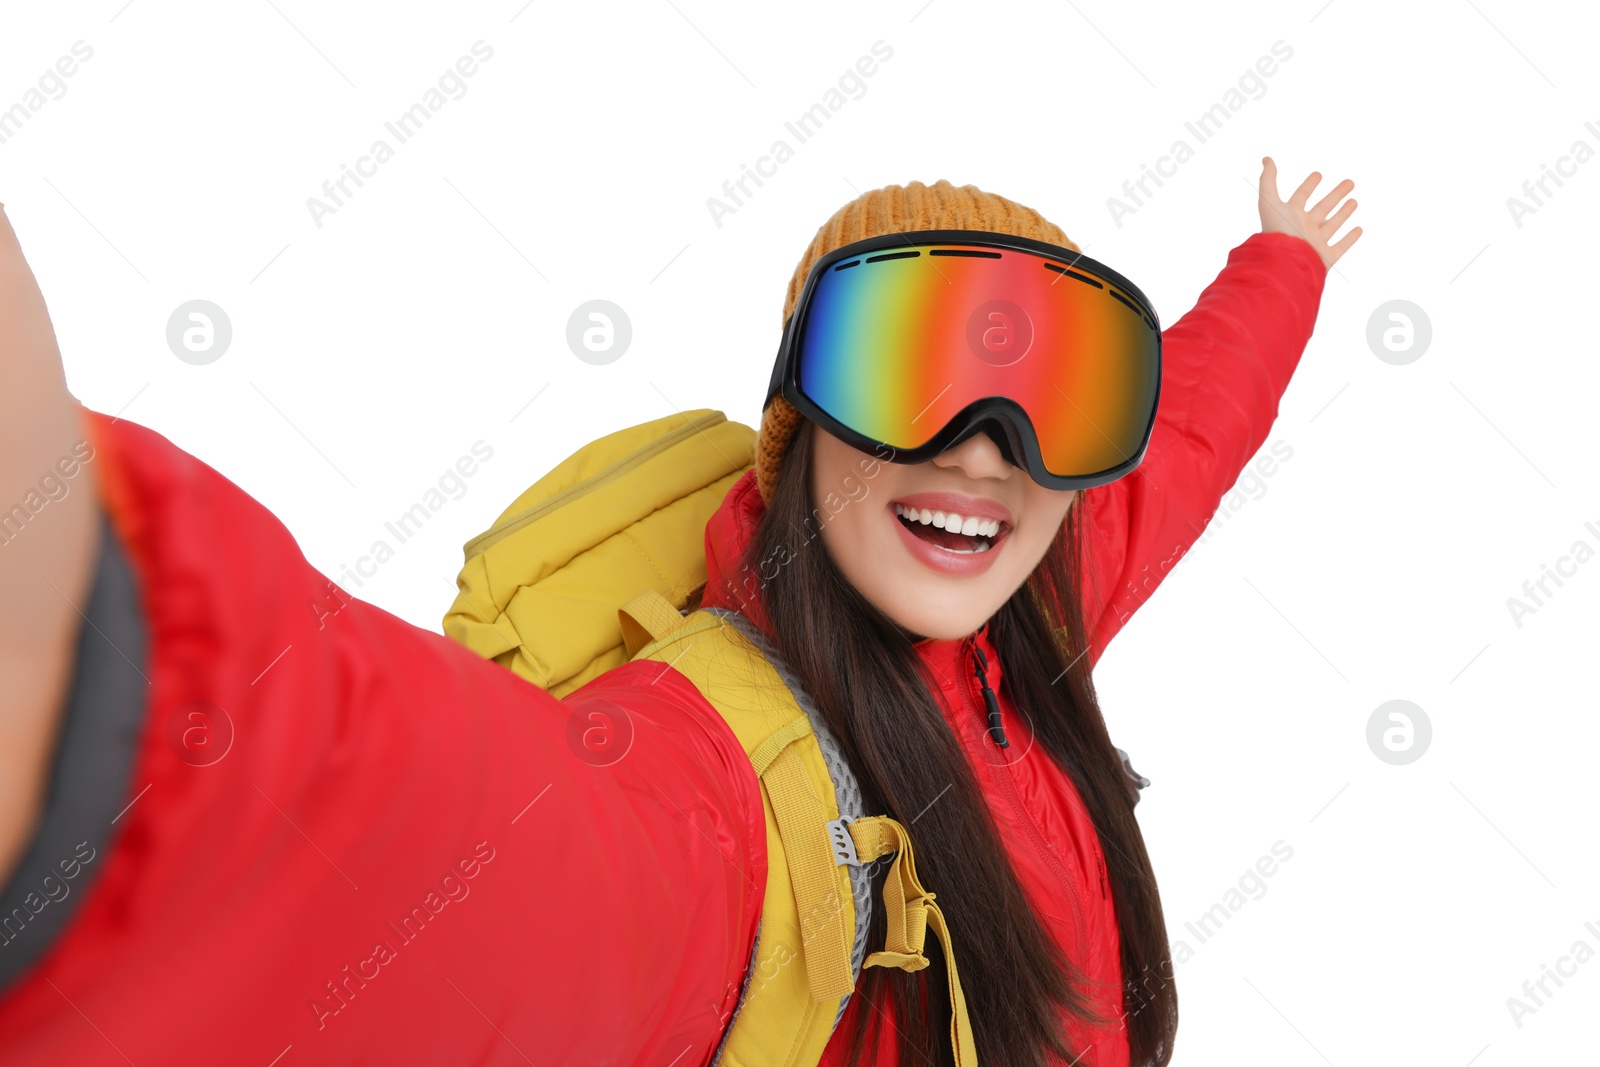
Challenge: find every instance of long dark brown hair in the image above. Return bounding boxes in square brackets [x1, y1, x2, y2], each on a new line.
[692, 418, 1178, 1066]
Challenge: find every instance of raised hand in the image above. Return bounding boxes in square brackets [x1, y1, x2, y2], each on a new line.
[1257, 156, 1362, 270]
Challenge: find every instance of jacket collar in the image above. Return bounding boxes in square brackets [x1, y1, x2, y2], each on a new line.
[701, 470, 1003, 698]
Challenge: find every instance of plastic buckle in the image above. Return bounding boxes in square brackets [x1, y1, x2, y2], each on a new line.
[827, 817, 861, 867]
[1116, 746, 1151, 790]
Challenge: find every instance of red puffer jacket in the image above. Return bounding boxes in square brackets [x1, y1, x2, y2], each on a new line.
[0, 231, 1325, 1066]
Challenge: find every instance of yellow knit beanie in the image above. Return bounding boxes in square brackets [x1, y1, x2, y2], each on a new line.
[754, 178, 1080, 504]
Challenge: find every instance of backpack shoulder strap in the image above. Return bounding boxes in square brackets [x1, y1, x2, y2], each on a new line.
[629, 606, 978, 1067]
[629, 607, 863, 1066]
[618, 588, 691, 656]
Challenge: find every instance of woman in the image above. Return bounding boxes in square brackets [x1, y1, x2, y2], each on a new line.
[0, 162, 1357, 1066]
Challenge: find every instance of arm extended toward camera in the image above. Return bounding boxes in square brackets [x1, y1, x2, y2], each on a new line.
[0, 203, 101, 888]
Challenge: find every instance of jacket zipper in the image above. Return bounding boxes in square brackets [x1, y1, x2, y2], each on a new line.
[971, 643, 1008, 748]
[962, 636, 1090, 965]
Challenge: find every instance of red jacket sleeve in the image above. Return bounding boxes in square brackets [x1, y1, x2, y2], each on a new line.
[0, 411, 765, 1066]
[1076, 231, 1327, 666]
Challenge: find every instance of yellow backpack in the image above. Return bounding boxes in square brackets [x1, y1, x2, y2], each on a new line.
[444, 409, 978, 1066]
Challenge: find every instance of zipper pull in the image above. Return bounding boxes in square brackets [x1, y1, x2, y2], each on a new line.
[972, 644, 1009, 749]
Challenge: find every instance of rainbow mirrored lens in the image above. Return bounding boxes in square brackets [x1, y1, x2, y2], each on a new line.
[795, 243, 1160, 478]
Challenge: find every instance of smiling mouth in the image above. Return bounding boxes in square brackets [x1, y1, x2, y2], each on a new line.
[893, 502, 1011, 554]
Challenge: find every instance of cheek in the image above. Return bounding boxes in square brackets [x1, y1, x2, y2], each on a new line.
[984, 525, 1041, 596]
[1006, 491, 1075, 574]
[1031, 489, 1077, 533]
[818, 497, 888, 577]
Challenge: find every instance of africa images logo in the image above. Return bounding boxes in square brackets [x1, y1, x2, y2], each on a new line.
[309, 842, 497, 1030]
[966, 299, 1033, 367]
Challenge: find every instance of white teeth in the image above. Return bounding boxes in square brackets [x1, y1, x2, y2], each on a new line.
[894, 504, 1003, 540]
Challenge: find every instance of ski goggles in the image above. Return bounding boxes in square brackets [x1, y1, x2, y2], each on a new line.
[764, 229, 1163, 491]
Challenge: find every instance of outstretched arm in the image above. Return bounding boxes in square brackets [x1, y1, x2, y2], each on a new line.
[0, 410, 766, 1063]
[0, 204, 100, 886]
[0, 211, 765, 1064]
[1076, 158, 1362, 665]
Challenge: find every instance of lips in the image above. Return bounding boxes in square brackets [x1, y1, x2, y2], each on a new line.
[888, 492, 1014, 577]
[893, 503, 1003, 549]
[892, 492, 1014, 528]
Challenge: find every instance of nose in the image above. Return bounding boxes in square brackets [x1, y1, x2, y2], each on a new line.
[930, 424, 1015, 481]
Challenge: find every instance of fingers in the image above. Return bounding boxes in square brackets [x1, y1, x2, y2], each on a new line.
[1259, 156, 1279, 199]
[1256, 160, 1363, 266]
[1325, 225, 1363, 266]
[1288, 170, 1322, 210]
[1323, 197, 1358, 234]
[1309, 178, 1355, 221]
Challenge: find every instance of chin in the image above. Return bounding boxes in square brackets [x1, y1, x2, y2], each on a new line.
[905, 615, 989, 642]
[826, 527, 1009, 642]
[876, 574, 1005, 642]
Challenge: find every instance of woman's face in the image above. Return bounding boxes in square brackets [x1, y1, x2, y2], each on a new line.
[810, 425, 1077, 641]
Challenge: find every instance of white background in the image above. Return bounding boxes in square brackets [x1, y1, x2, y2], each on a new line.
[3, 0, 1597, 1063]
